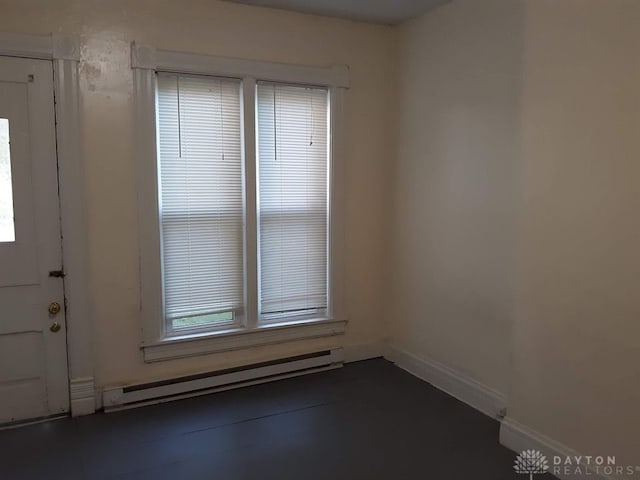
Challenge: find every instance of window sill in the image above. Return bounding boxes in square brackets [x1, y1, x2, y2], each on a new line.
[140, 318, 347, 363]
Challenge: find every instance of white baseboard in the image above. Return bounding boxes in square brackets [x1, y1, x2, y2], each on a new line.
[69, 377, 96, 417]
[342, 343, 386, 363]
[500, 417, 623, 480]
[385, 345, 506, 419]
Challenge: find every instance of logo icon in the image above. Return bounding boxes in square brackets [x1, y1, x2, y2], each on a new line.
[514, 450, 549, 479]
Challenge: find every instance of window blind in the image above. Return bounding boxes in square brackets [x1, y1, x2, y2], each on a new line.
[156, 73, 244, 327]
[256, 83, 329, 320]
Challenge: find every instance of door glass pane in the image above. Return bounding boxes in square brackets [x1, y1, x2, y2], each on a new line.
[0, 118, 15, 242]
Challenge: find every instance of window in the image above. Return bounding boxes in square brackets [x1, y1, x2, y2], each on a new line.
[133, 45, 347, 360]
[0, 118, 15, 242]
[156, 74, 244, 333]
[257, 84, 329, 323]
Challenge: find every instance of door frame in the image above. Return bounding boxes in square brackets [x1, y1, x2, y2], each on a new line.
[0, 32, 94, 416]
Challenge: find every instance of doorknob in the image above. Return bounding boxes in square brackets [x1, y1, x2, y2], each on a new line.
[50, 322, 61, 333]
[48, 302, 61, 315]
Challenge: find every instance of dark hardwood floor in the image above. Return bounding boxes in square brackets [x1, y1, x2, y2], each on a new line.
[0, 359, 521, 479]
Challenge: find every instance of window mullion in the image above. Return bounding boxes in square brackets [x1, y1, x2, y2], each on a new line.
[242, 76, 258, 329]
[329, 86, 346, 322]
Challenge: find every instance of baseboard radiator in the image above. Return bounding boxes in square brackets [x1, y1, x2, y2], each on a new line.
[102, 348, 344, 412]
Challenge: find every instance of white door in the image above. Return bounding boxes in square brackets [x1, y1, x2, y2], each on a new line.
[0, 56, 69, 423]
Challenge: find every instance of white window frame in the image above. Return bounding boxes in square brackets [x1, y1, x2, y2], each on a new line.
[132, 43, 348, 362]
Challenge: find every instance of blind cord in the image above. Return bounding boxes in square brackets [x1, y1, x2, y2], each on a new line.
[176, 76, 183, 158]
[219, 80, 225, 162]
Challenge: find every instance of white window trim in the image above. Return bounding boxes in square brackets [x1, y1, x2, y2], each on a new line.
[142, 319, 346, 363]
[132, 43, 348, 362]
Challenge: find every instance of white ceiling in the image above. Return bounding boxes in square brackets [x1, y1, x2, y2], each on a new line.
[226, 0, 451, 25]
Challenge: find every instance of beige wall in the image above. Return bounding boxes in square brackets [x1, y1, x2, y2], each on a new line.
[391, 0, 640, 466]
[0, 0, 397, 387]
[509, 0, 640, 465]
[389, 0, 525, 394]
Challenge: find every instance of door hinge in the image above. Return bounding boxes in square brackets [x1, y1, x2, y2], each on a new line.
[49, 270, 66, 278]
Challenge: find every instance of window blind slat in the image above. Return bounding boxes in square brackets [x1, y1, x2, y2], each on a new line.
[157, 74, 244, 323]
[257, 83, 329, 319]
